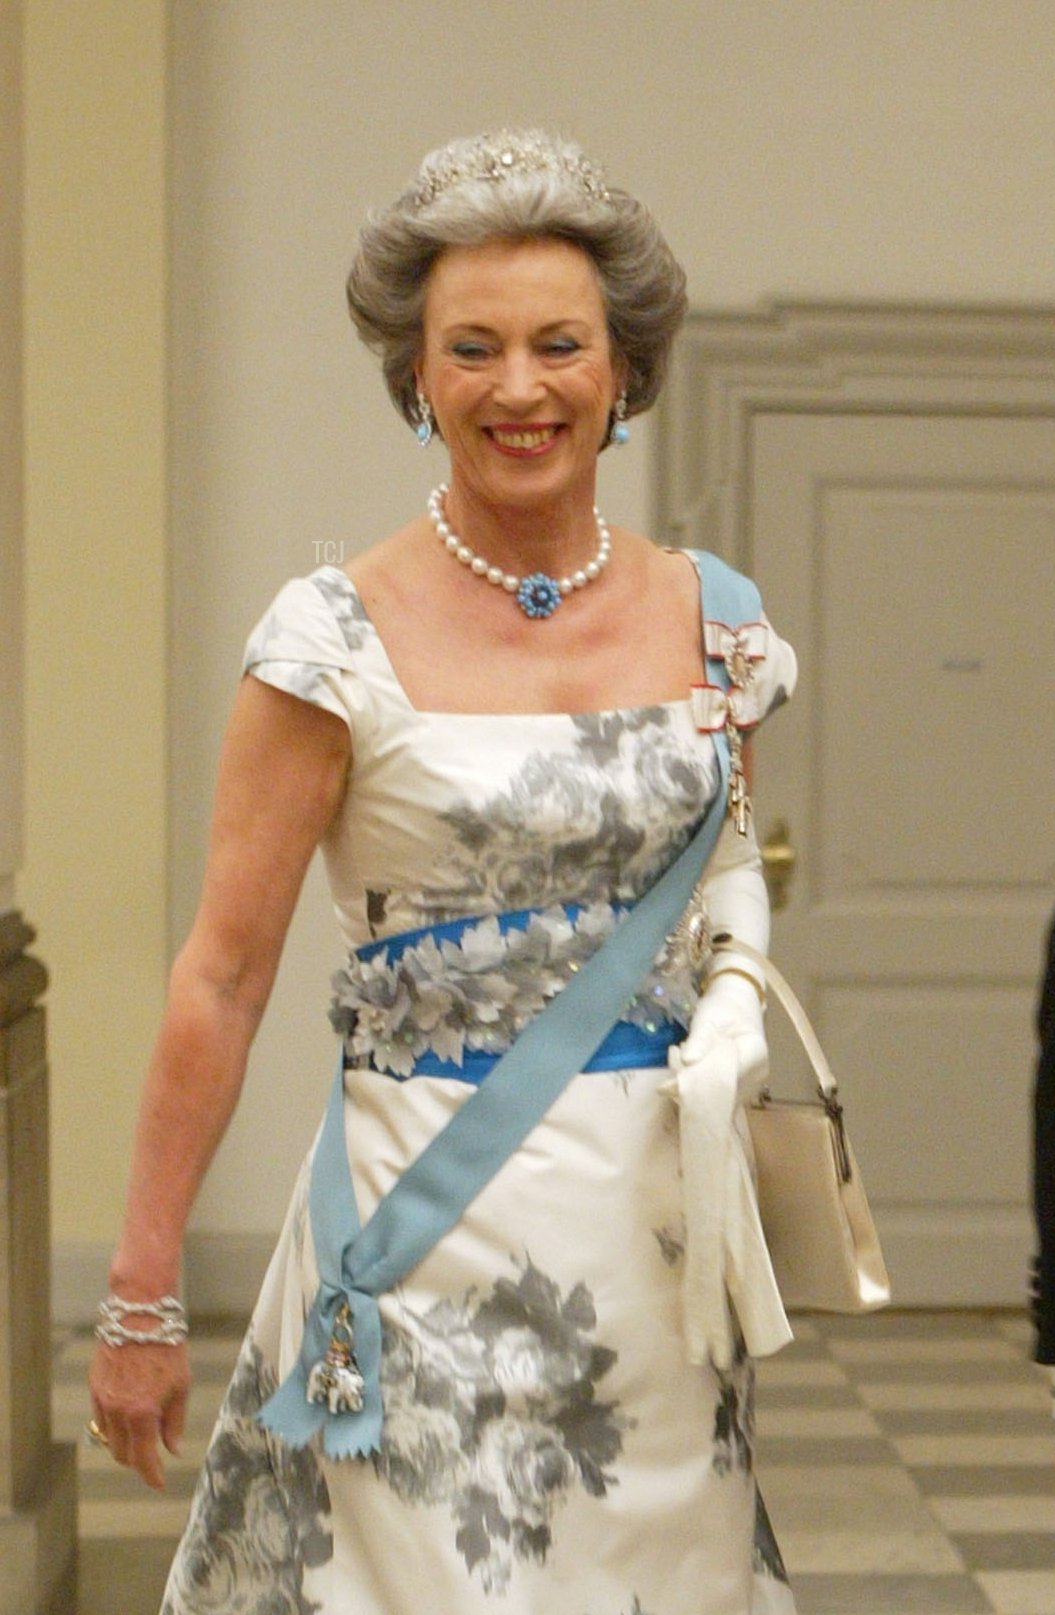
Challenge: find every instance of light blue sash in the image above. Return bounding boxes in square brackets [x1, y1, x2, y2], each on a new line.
[258, 551, 760, 1457]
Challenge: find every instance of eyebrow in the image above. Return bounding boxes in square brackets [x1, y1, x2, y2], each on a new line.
[440, 319, 594, 338]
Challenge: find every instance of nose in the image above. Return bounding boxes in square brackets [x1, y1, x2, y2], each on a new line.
[492, 346, 546, 411]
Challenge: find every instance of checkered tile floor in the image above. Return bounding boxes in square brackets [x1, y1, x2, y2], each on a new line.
[49, 1311, 1055, 1615]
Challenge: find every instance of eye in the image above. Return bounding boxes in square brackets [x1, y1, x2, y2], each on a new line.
[541, 336, 581, 356]
[450, 340, 492, 361]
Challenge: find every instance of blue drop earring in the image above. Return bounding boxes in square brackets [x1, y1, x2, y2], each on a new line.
[416, 391, 434, 448]
[610, 393, 630, 447]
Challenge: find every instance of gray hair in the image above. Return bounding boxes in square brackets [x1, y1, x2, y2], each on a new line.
[346, 130, 688, 433]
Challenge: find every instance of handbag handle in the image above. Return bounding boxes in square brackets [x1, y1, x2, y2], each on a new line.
[712, 934, 838, 1101]
[715, 935, 853, 1183]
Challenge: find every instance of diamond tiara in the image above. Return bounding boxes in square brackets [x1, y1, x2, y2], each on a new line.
[411, 130, 611, 210]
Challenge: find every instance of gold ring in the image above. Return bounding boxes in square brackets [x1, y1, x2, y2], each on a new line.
[85, 1418, 109, 1448]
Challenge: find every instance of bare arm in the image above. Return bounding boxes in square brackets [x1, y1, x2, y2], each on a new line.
[90, 674, 351, 1486]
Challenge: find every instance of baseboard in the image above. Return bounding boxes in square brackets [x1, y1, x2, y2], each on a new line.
[52, 1232, 273, 1326]
[182, 1230, 273, 1318]
[54, 1216, 1033, 1325]
[877, 1205, 1034, 1307]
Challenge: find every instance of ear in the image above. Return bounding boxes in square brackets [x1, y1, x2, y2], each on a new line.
[611, 347, 630, 403]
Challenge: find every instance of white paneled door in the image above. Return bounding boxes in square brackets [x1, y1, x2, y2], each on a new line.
[748, 411, 1055, 1302]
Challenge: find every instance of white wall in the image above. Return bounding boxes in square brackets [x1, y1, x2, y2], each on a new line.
[170, 0, 1055, 1275]
[22, 3, 168, 1310]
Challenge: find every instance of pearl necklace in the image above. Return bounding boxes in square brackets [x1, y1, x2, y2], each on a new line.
[427, 484, 612, 620]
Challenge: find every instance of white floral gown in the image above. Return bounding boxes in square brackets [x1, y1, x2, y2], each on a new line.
[161, 559, 799, 1615]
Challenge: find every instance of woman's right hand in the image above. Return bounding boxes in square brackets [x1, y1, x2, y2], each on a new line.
[88, 1336, 191, 1492]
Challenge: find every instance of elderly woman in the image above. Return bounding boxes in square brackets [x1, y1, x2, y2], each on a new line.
[90, 131, 798, 1615]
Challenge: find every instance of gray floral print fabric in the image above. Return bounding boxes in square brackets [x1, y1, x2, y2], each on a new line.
[161, 1334, 333, 1614]
[374, 1262, 628, 1595]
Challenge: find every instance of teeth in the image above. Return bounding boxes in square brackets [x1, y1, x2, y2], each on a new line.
[492, 427, 556, 450]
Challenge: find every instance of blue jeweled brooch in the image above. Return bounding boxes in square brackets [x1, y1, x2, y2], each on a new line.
[516, 572, 563, 619]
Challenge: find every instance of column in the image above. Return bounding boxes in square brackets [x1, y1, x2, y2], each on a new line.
[0, 3, 78, 1610]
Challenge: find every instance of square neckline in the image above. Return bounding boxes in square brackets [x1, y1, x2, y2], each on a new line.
[314, 556, 705, 722]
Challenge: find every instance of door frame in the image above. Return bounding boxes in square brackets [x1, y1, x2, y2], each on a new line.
[654, 301, 1055, 560]
[654, 302, 1055, 1304]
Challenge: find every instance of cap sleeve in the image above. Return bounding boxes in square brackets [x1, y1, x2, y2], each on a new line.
[751, 614, 797, 725]
[242, 570, 369, 736]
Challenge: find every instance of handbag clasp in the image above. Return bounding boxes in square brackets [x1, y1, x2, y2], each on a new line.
[820, 1090, 852, 1184]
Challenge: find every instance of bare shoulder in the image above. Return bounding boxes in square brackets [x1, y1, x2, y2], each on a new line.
[607, 528, 702, 615]
[342, 517, 428, 610]
[571, 529, 706, 702]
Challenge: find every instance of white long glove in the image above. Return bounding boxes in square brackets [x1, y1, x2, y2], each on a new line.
[663, 816, 792, 1369]
[669, 813, 770, 1098]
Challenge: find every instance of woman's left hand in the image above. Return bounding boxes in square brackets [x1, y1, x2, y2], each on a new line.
[668, 968, 768, 1104]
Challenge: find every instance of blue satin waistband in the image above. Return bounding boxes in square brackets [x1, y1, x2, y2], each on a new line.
[351, 1017, 680, 1083]
[349, 903, 680, 1083]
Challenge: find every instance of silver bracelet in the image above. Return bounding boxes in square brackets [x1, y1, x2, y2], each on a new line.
[95, 1293, 189, 1347]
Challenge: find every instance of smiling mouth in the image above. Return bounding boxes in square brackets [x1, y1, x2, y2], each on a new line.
[486, 425, 562, 453]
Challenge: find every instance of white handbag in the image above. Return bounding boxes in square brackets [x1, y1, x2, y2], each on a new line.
[714, 937, 892, 1314]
